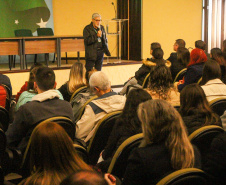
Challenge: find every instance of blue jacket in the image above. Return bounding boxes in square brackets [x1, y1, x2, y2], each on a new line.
[178, 62, 205, 92]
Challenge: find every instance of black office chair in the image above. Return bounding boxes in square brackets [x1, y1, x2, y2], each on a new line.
[14, 29, 37, 69]
[156, 168, 208, 185]
[36, 28, 56, 66]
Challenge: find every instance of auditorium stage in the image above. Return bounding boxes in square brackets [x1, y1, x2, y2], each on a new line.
[0, 59, 142, 95]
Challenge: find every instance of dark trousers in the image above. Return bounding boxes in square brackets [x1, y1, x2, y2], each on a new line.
[85, 50, 104, 79]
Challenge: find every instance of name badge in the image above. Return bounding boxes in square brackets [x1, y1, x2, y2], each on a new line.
[98, 38, 101, 42]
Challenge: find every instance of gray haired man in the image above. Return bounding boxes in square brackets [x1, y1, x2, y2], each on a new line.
[75, 71, 125, 142]
[83, 13, 111, 80]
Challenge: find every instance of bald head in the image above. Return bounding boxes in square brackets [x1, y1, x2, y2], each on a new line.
[60, 170, 108, 185]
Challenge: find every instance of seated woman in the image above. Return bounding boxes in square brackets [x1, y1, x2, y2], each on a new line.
[97, 88, 152, 172]
[15, 63, 43, 102]
[171, 47, 190, 80]
[20, 122, 91, 185]
[16, 66, 63, 111]
[201, 60, 226, 101]
[58, 62, 86, 102]
[210, 48, 226, 83]
[119, 45, 171, 95]
[177, 48, 207, 92]
[179, 83, 222, 135]
[122, 99, 201, 185]
[145, 64, 180, 106]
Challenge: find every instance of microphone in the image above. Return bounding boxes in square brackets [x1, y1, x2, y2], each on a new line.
[111, 2, 117, 20]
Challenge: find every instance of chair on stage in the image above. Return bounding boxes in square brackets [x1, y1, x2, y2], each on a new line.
[37, 28, 68, 65]
[14, 29, 37, 69]
[87, 111, 122, 165]
[107, 133, 143, 180]
[156, 168, 208, 185]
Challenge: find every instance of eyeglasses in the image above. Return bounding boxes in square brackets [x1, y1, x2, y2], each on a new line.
[94, 19, 102, 22]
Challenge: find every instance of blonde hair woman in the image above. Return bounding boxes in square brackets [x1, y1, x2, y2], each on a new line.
[122, 99, 201, 185]
[20, 122, 91, 185]
[58, 62, 86, 101]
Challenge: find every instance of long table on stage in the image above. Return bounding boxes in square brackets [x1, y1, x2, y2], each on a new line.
[0, 37, 23, 69]
[0, 36, 85, 70]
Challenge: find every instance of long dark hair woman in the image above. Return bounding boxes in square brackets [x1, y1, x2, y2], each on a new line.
[179, 83, 222, 135]
[20, 122, 91, 185]
[97, 88, 152, 172]
[122, 99, 201, 185]
[201, 60, 226, 101]
[210, 48, 226, 83]
[146, 64, 180, 106]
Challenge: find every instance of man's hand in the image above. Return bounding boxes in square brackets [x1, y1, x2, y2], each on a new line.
[97, 30, 102, 37]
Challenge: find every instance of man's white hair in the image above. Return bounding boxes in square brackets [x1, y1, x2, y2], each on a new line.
[89, 71, 111, 91]
[92, 13, 101, 19]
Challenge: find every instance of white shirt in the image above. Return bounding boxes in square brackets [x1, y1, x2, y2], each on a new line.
[201, 79, 226, 102]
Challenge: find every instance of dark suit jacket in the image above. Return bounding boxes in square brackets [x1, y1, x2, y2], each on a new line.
[83, 22, 110, 61]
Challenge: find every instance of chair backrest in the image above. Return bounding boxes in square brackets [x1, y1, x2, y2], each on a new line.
[37, 28, 54, 36]
[14, 29, 33, 37]
[75, 95, 98, 122]
[0, 106, 9, 132]
[39, 116, 75, 140]
[142, 73, 150, 88]
[20, 116, 74, 177]
[73, 144, 89, 163]
[209, 98, 226, 116]
[87, 111, 122, 165]
[197, 77, 202, 85]
[189, 125, 224, 157]
[156, 168, 208, 185]
[173, 68, 187, 83]
[70, 86, 88, 102]
[107, 133, 143, 179]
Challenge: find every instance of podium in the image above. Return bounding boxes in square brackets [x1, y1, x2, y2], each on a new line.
[103, 19, 128, 63]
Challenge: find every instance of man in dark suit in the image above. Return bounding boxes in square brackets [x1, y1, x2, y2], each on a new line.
[83, 13, 111, 79]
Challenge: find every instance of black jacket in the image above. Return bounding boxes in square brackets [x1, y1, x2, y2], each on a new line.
[203, 132, 226, 185]
[6, 98, 75, 151]
[181, 109, 222, 135]
[83, 22, 110, 61]
[168, 52, 186, 80]
[135, 58, 171, 86]
[122, 143, 202, 185]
